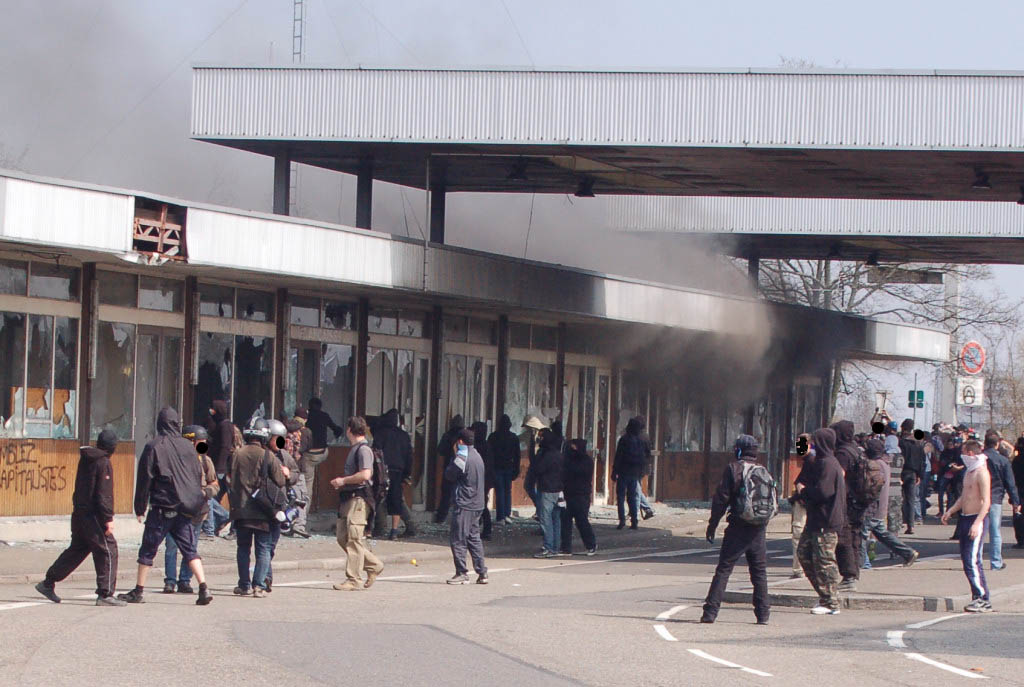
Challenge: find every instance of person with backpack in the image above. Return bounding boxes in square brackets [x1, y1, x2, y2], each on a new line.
[227, 418, 288, 598]
[860, 438, 919, 567]
[444, 428, 489, 585]
[329, 417, 385, 591]
[163, 425, 219, 594]
[831, 420, 867, 592]
[700, 434, 775, 625]
[795, 427, 846, 616]
[118, 407, 213, 606]
[371, 409, 417, 540]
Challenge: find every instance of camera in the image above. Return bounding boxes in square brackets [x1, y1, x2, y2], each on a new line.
[276, 487, 308, 534]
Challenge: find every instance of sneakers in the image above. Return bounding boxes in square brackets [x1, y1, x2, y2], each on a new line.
[992, 563, 1008, 571]
[293, 527, 311, 539]
[35, 581, 61, 604]
[252, 588, 268, 598]
[232, 586, 251, 596]
[903, 551, 920, 567]
[96, 595, 127, 607]
[837, 579, 857, 592]
[117, 588, 145, 604]
[476, 573, 489, 585]
[264, 577, 273, 593]
[364, 569, 382, 589]
[699, 616, 715, 624]
[177, 582, 194, 594]
[629, 522, 639, 530]
[196, 585, 213, 606]
[388, 529, 399, 541]
[791, 570, 806, 579]
[586, 546, 598, 557]
[756, 617, 770, 625]
[447, 573, 471, 585]
[642, 508, 656, 520]
[333, 581, 361, 591]
[810, 606, 840, 615]
[964, 598, 992, 613]
[616, 521, 626, 530]
[162, 582, 176, 594]
[533, 549, 555, 559]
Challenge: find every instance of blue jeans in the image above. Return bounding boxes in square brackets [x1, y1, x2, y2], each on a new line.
[236, 525, 274, 591]
[201, 498, 230, 536]
[494, 469, 515, 521]
[163, 524, 198, 586]
[918, 468, 930, 519]
[861, 516, 915, 563]
[988, 502, 1004, 569]
[268, 523, 281, 581]
[538, 492, 562, 553]
[616, 477, 639, 524]
[635, 481, 653, 513]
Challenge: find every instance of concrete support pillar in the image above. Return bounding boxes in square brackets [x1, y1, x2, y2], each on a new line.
[274, 288, 289, 418]
[430, 184, 446, 244]
[77, 263, 97, 445]
[356, 157, 373, 229]
[747, 254, 760, 290]
[427, 305, 444, 510]
[182, 276, 199, 425]
[356, 297, 369, 417]
[555, 322, 566, 420]
[496, 315, 509, 420]
[702, 404, 713, 501]
[940, 272, 960, 425]
[273, 152, 291, 216]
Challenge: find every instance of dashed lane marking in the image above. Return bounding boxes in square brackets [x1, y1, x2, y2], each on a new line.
[536, 547, 718, 570]
[687, 649, 772, 677]
[905, 653, 987, 679]
[886, 631, 906, 648]
[0, 602, 43, 612]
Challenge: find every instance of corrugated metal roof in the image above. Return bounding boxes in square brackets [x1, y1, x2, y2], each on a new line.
[610, 195, 1024, 237]
[192, 67, 1024, 151]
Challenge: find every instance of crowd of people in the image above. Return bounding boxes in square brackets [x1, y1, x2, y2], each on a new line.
[30, 399, 1022, 622]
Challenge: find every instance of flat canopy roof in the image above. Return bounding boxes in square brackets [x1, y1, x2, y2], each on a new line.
[192, 66, 1024, 202]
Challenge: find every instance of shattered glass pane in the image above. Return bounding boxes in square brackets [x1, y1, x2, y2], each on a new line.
[233, 335, 273, 426]
[90, 322, 136, 440]
[0, 312, 26, 438]
[0, 259, 28, 295]
[199, 284, 234, 318]
[98, 271, 138, 307]
[26, 314, 53, 421]
[195, 332, 233, 425]
[237, 290, 274, 322]
[29, 263, 80, 301]
[139, 276, 183, 312]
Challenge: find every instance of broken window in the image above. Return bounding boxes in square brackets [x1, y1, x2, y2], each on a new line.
[237, 290, 274, 322]
[0, 312, 26, 437]
[90, 322, 136, 441]
[195, 332, 233, 425]
[99, 271, 138, 308]
[138, 276, 182, 312]
[0, 259, 28, 295]
[289, 296, 321, 327]
[29, 263, 79, 301]
[323, 300, 356, 330]
[133, 199, 185, 260]
[232, 335, 273, 426]
[199, 284, 234, 318]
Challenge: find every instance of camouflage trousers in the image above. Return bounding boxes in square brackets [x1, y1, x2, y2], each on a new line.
[797, 529, 841, 610]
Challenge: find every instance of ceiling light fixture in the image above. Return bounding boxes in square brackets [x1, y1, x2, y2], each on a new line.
[574, 177, 595, 198]
[972, 169, 991, 190]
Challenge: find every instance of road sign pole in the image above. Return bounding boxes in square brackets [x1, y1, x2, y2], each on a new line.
[912, 373, 917, 425]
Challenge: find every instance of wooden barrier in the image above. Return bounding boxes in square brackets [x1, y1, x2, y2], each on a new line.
[0, 439, 136, 516]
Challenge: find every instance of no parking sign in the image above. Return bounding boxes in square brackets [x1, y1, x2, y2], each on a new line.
[960, 341, 985, 375]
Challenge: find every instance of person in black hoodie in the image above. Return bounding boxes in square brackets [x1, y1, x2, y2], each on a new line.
[899, 419, 925, 534]
[526, 428, 564, 557]
[612, 418, 645, 530]
[796, 427, 847, 615]
[119, 407, 213, 606]
[371, 409, 417, 540]
[700, 434, 770, 625]
[208, 399, 235, 499]
[36, 430, 126, 606]
[1014, 436, 1024, 549]
[560, 438, 597, 555]
[488, 414, 521, 523]
[434, 415, 465, 523]
[830, 420, 864, 591]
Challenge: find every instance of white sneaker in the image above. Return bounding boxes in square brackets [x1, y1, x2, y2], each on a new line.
[810, 605, 840, 615]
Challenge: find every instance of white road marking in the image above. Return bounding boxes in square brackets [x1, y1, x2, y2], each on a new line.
[0, 602, 43, 612]
[653, 624, 678, 642]
[905, 653, 988, 679]
[688, 649, 772, 677]
[535, 547, 718, 570]
[886, 630, 906, 648]
[872, 553, 956, 570]
[770, 554, 794, 560]
[906, 613, 968, 630]
[655, 604, 688, 621]
[271, 580, 334, 587]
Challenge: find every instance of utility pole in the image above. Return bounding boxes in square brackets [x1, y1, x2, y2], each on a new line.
[289, 0, 305, 215]
[939, 272, 960, 425]
[912, 372, 918, 425]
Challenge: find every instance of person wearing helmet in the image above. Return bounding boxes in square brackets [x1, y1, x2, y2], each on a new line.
[228, 418, 289, 598]
[264, 418, 300, 591]
[162, 425, 220, 594]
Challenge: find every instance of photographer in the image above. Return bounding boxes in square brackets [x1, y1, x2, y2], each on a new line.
[228, 418, 288, 598]
[330, 417, 385, 591]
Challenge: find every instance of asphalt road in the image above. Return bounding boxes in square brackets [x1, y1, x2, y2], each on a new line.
[1, 536, 1020, 686]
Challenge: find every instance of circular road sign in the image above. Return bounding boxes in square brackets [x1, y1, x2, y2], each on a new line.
[961, 341, 986, 375]
[962, 386, 976, 405]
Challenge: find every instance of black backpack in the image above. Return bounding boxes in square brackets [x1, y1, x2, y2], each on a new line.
[249, 450, 288, 521]
[368, 447, 391, 505]
[848, 451, 885, 514]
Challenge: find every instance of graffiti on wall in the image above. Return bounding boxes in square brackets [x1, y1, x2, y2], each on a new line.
[0, 439, 69, 496]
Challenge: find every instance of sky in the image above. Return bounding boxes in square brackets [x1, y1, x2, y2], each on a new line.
[2, 0, 1024, 425]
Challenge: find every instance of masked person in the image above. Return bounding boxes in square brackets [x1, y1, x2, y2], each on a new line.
[527, 428, 565, 557]
[796, 428, 846, 616]
[36, 430, 125, 606]
[488, 414, 521, 523]
[612, 418, 646, 530]
[119, 408, 213, 606]
[701, 435, 771, 625]
[860, 438, 918, 568]
[560, 438, 597, 555]
[434, 415, 466, 523]
[163, 425, 219, 594]
[788, 433, 813, 578]
[371, 409, 417, 540]
[942, 440, 993, 612]
[445, 428, 489, 585]
[228, 418, 288, 597]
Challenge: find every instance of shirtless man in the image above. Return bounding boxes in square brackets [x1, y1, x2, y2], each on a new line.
[941, 439, 992, 613]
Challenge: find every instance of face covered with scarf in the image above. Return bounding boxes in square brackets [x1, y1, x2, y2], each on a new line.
[962, 449, 987, 473]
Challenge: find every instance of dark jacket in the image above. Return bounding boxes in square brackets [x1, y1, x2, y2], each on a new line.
[444, 445, 485, 511]
[802, 428, 847, 533]
[526, 432, 564, 494]
[229, 442, 287, 529]
[709, 457, 762, 531]
[612, 418, 646, 481]
[899, 435, 925, 481]
[437, 415, 465, 468]
[1013, 447, 1024, 505]
[72, 446, 115, 523]
[373, 409, 412, 478]
[488, 414, 522, 476]
[562, 440, 594, 498]
[830, 420, 859, 472]
[308, 407, 343, 449]
[984, 448, 1021, 507]
[472, 422, 495, 492]
[134, 408, 206, 517]
[209, 401, 236, 475]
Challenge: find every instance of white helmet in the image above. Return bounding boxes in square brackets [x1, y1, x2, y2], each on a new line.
[266, 419, 287, 438]
[243, 418, 270, 442]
